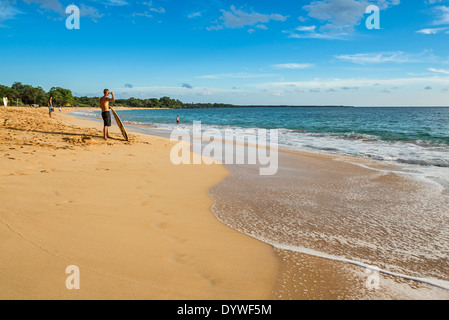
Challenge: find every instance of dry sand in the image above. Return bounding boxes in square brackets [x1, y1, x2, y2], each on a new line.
[0, 107, 278, 300]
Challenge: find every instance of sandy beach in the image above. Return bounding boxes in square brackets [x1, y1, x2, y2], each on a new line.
[3, 0, 449, 303]
[0, 107, 277, 300]
[1, 106, 448, 300]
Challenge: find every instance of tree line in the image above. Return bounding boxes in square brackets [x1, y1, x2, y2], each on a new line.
[0, 82, 75, 107]
[0, 82, 239, 109]
[0, 82, 185, 109]
[76, 96, 184, 109]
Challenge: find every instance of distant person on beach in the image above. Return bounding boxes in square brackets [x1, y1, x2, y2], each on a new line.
[100, 89, 116, 140]
[48, 97, 54, 118]
[176, 115, 180, 125]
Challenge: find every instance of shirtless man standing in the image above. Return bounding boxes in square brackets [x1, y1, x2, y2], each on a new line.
[49, 96, 54, 118]
[99, 89, 116, 140]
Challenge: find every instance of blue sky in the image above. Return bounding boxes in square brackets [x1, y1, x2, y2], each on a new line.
[1, 0, 449, 106]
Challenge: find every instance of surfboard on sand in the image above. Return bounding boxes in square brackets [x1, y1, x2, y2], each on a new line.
[110, 107, 129, 141]
[3, 97, 7, 107]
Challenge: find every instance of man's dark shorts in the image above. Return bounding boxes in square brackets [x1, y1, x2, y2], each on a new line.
[102, 111, 112, 127]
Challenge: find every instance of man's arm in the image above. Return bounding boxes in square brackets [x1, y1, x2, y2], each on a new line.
[109, 91, 116, 102]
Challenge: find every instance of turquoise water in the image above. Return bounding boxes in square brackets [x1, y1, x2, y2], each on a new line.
[77, 107, 449, 168]
[111, 107, 449, 146]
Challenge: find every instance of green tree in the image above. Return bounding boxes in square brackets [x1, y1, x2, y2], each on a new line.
[159, 96, 182, 109]
[75, 96, 98, 107]
[49, 87, 74, 107]
[128, 97, 143, 108]
[0, 85, 20, 102]
[8, 82, 52, 106]
[23, 86, 46, 105]
[10, 82, 27, 104]
[149, 98, 160, 108]
[11, 82, 26, 94]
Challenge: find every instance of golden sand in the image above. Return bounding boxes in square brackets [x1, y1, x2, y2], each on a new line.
[0, 107, 277, 299]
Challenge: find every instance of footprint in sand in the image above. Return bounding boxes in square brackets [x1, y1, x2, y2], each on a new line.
[156, 209, 169, 216]
[198, 272, 218, 287]
[8, 172, 27, 176]
[155, 222, 170, 229]
[172, 254, 188, 264]
[171, 236, 187, 244]
[40, 169, 54, 174]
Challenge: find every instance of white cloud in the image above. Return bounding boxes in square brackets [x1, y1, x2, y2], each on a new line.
[104, 0, 129, 6]
[94, 76, 449, 106]
[148, 7, 165, 14]
[0, 1, 23, 24]
[418, 4, 449, 34]
[336, 52, 409, 64]
[208, 5, 288, 31]
[253, 76, 449, 91]
[289, 0, 401, 39]
[80, 4, 104, 21]
[295, 25, 317, 32]
[432, 5, 449, 25]
[133, 12, 153, 18]
[335, 51, 437, 64]
[417, 27, 449, 34]
[284, 28, 345, 40]
[196, 72, 277, 79]
[206, 24, 224, 31]
[20, 0, 104, 21]
[188, 12, 202, 19]
[22, 0, 64, 13]
[134, 1, 165, 18]
[114, 85, 244, 100]
[272, 63, 314, 70]
[429, 67, 449, 74]
[181, 83, 193, 89]
[304, 0, 367, 29]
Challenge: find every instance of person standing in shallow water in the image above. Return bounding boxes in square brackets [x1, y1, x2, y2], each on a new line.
[99, 89, 116, 141]
[176, 115, 180, 125]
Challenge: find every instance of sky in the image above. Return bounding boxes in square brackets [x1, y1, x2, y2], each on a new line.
[1, 0, 449, 106]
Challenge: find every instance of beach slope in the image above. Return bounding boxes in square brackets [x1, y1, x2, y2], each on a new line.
[0, 107, 277, 300]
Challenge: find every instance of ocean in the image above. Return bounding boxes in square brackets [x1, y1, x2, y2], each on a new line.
[74, 106, 449, 293]
[77, 106, 449, 168]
